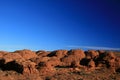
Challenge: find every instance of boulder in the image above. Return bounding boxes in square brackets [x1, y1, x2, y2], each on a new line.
[21, 60, 39, 75]
[54, 50, 68, 58]
[32, 57, 50, 65]
[36, 50, 50, 57]
[115, 57, 120, 73]
[1, 53, 23, 63]
[0, 53, 38, 75]
[37, 57, 61, 69]
[61, 49, 85, 67]
[0, 51, 8, 58]
[87, 59, 95, 71]
[47, 50, 68, 58]
[14, 49, 37, 60]
[37, 57, 61, 75]
[103, 52, 116, 68]
[103, 52, 116, 60]
[85, 50, 99, 59]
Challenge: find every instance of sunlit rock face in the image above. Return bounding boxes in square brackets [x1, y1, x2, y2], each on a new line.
[0, 49, 120, 80]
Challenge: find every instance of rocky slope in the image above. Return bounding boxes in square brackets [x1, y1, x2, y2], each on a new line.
[0, 49, 120, 80]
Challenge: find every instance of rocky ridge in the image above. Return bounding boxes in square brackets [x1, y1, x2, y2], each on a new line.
[0, 49, 120, 80]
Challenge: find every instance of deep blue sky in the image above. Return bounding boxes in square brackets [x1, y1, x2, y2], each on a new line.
[0, 0, 120, 51]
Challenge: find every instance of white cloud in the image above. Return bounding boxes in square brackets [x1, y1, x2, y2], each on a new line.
[67, 45, 120, 50]
[0, 45, 29, 51]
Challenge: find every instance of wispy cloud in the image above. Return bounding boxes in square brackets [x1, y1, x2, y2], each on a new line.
[0, 45, 30, 51]
[67, 45, 120, 50]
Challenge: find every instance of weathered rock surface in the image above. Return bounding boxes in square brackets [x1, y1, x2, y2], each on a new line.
[47, 50, 68, 58]
[61, 49, 85, 67]
[0, 49, 120, 80]
[85, 50, 99, 59]
[14, 49, 37, 60]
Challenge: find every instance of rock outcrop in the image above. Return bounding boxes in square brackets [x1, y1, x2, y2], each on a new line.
[0, 49, 120, 80]
[61, 49, 85, 67]
[14, 49, 37, 60]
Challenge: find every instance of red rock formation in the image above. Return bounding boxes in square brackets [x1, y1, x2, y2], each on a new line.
[21, 61, 39, 75]
[0, 52, 38, 75]
[36, 50, 50, 57]
[0, 51, 8, 58]
[103, 52, 116, 68]
[1, 52, 23, 63]
[87, 59, 95, 71]
[61, 49, 85, 67]
[52, 50, 68, 58]
[0, 49, 120, 80]
[14, 49, 37, 60]
[85, 50, 99, 59]
[37, 56, 61, 76]
[115, 57, 120, 72]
